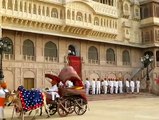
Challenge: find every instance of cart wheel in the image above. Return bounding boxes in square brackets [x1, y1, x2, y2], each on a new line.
[48, 104, 57, 115]
[57, 99, 69, 117]
[65, 98, 74, 114]
[74, 98, 87, 115]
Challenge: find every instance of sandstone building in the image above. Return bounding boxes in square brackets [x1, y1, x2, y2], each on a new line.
[0, 0, 159, 93]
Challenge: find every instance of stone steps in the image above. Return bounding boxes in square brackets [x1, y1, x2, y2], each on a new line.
[87, 92, 157, 101]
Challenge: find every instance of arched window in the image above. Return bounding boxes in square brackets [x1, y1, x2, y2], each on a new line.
[72, 11, 75, 20]
[38, 6, 41, 15]
[124, 4, 129, 11]
[106, 48, 115, 62]
[33, 4, 37, 14]
[44, 41, 57, 58]
[94, 17, 99, 25]
[23, 39, 34, 56]
[88, 46, 98, 60]
[46, 7, 49, 17]
[24, 2, 27, 12]
[135, 8, 139, 16]
[2, 0, 6, 9]
[76, 12, 83, 21]
[8, 0, 12, 10]
[67, 10, 71, 19]
[89, 14, 91, 23]
[29, 3, 31, 13]
[51, 8, 58, 18]
[20, 1, 22, 12]
[122, 50, 130, 65]
[3, 37, 13, 54]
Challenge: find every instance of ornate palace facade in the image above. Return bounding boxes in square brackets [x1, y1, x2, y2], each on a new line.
[0, 0, 159, 93]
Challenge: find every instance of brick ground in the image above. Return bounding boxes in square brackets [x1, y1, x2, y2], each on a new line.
[87, 92, 157, 101]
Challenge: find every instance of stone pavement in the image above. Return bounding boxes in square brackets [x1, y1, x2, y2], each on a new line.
[4, 92, 159, 120]
[87, 92, 157, 101]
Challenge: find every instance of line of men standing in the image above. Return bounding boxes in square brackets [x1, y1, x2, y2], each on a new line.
[84, 78, 140, 95]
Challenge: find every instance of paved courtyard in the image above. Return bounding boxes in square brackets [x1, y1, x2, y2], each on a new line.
[4, 93, 159, 120]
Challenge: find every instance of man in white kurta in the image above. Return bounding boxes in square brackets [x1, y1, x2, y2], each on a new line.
[49, 84, 60, 100]
[102, 78, 108, 94]
[85, 78, 90, 95]
[125, 79, 130, 93]
[109, 79, 114, 94]
[96, 78, 101, 94]
[130, 80, 135, 93]
[91, 79, 96, 95]
[118, 79, 123, 93]
[65, 80, 74, 88]
[114, 79, 119, 94]
[136, 79, 140, 93]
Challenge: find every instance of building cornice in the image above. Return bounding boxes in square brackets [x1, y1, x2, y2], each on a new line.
[140, 0, 159, 5]
[2, 26, 153, 49]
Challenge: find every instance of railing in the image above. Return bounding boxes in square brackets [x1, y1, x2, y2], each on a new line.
[91, 1, 118, 18]
[1, 0, 63, 25]
[3, 53, 14, 60]
[123, 62, 131, 66]
[130, 66, 144, 80]
[106, 60, 115, 65]
[88, 59, 99, 64]
[1, 0, 118, 36]
[45, 56, 58, 62]
[23, 55, 35, 61]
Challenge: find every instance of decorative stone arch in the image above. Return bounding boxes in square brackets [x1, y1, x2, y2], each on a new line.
[4, 70, 14, 90]
[66, 1, 96, 13]
[89, 73, 99, 81]
[107, 73, 116, 79]
[23, 70, 35, 78]
[123, 73, 131, 80]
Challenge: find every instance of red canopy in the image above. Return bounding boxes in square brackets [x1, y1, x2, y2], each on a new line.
[58, 66, 83, 87]
[45, 74, 61, 84]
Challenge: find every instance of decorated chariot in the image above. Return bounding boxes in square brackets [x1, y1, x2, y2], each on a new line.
[45, 66, 88, 117]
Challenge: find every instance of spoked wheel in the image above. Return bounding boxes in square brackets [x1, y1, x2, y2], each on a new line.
[57, 99, 69, 117]
[65, 98, 74, 114]
[74, 97, 87, 115]
[48, 103, 57, 115]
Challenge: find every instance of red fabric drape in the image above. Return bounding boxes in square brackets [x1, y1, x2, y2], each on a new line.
[68, 56, 82, 78]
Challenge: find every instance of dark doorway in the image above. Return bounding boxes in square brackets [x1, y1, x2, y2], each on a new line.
[68, 45, 76, 56]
